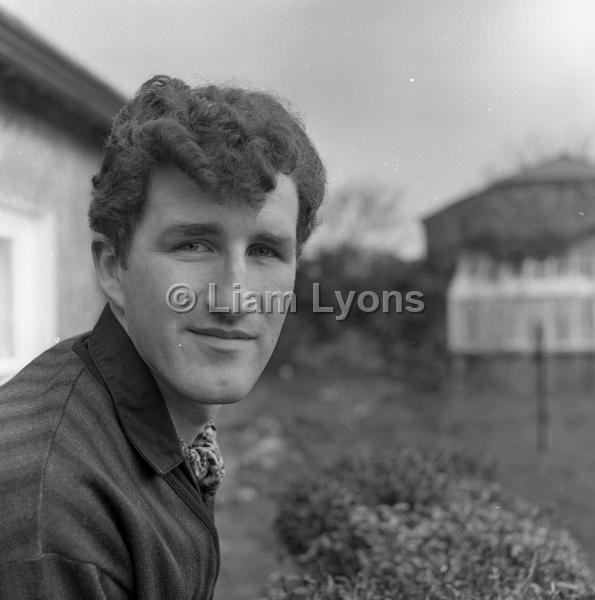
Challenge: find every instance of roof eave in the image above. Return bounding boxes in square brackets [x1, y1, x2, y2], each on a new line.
[0, 8, 126, 131]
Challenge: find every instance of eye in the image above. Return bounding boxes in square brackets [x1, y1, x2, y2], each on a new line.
[250, 245, 278, 258]
[174, 241, 210, 253]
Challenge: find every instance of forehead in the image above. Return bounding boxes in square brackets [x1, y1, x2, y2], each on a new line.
[143, 167, 299, 234]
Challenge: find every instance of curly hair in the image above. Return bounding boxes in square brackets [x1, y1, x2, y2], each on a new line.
[89, 75, 326, 265]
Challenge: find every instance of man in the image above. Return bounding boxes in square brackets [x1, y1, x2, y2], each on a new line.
[0, 75, 325, 599]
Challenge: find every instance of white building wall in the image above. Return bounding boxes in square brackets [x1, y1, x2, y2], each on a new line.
[447, 244, 595, 354]
[0, 101, 104, 381]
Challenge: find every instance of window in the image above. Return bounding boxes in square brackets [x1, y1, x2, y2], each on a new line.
[556, 254, 570, 276]
[504, 299, 516, 341]
[464, 301, 480, 345]
[526, 301, 544, 342]
[0, 209, 56, 382]
[581, 298, 594, 339]
[555, 302, 570, 341]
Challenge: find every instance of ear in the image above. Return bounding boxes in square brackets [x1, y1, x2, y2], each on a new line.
[91, 234, 126, 314]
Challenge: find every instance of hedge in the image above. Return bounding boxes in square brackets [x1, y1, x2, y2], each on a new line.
[266, 449, 595, 600]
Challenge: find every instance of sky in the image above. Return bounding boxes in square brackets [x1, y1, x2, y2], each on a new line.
[2, 0, 595, 257]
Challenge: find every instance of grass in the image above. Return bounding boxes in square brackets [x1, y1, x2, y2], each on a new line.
[213, 358, 595, 600]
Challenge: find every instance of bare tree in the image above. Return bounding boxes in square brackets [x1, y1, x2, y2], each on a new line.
[306, 182, 417, 257]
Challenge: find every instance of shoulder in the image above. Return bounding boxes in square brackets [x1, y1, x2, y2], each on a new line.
[0, 337, 101, 456]
[0, 336, 89, 402]
[0, 337, 91, 460]
[0, 337, 117, 564]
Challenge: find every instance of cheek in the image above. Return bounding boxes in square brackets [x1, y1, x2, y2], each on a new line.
[262, 290, 293, 343]
[266, 262, 296, 291]
[121, 264, 177, 327]
[261, 269, 296, 326]
[124, 259, 154, 290]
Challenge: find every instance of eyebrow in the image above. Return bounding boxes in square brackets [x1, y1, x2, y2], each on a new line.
[252, 232, 296, 250]
[155, 222, 296, 250]
[155, 223, 223, 244]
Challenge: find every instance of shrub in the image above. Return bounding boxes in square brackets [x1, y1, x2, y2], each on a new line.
[267, 449, 595, 600]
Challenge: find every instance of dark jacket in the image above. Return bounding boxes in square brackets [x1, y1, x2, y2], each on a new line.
[0, 305, 220, 599]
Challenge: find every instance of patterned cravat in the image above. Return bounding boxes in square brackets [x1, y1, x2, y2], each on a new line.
[179, 420, 225, 500]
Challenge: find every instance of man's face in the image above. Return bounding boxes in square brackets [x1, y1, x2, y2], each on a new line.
[116, 166, 298, 404]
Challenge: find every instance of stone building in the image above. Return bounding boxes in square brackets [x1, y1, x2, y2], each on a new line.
[423, 155, 595, 355]
[0, 10, 124, 381]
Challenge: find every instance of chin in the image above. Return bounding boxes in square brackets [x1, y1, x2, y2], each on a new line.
[181, 374, 258, 405]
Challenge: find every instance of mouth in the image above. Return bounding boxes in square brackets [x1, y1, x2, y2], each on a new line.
[188, 327, 256, 340]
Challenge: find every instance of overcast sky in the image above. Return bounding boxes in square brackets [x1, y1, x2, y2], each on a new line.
[2, 0, 595, 255]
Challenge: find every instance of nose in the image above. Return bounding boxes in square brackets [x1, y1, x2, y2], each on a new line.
[206, 253, 251, 320]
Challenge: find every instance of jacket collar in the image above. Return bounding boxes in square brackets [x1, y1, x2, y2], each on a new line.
[82, 304, 184, 475]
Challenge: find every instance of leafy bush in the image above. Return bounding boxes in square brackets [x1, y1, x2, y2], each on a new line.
[267, 450, 595, 600]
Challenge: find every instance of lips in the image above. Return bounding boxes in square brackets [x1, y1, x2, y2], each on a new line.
[189, 327, 256, 340]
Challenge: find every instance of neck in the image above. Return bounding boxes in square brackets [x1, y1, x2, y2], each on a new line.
[167, 401, 220, 446]
[154, 376, 221, 445]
